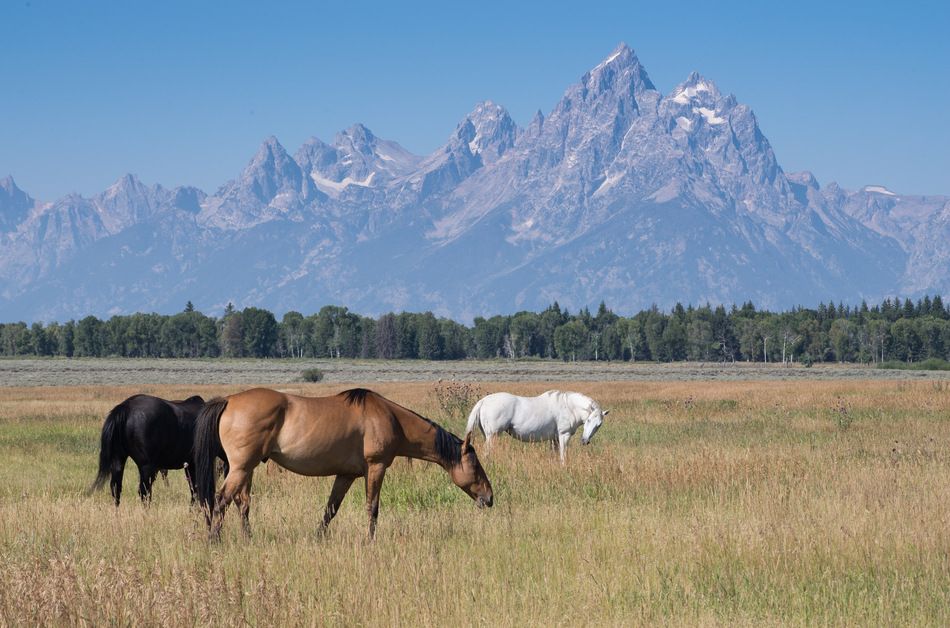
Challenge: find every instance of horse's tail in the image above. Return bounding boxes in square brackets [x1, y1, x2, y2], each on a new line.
[88, 401, 129, 495]
[465, 398, 484, 439]
[193, 397, 228, 515]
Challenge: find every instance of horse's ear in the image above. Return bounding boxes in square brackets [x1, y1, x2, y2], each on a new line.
[461, 432, 471, 454]
[603, 409, 610, 417]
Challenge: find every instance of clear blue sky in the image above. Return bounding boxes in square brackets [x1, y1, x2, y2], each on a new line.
[2, 0, 948, 200]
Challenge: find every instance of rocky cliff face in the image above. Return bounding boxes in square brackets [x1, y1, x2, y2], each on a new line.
[1, 44, 945, 321]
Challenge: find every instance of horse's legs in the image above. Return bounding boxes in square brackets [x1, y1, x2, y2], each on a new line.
[110, 459, 126, 507]
[318, 474, 357, 536]
[233, 473, 254, 538]
[557, 432, 571, 465]
[184, 462, 196, 503]
[483, 431, 495, 455]
[210, 467, 254, 541]
[364, 463, 388, 540]
[138, 464, 157, 503]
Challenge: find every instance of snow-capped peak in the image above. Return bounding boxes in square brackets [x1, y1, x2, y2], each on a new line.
[595, 42, 634, 69]
[863, 185, 896, 196]
[584, 42, 656, 94]
[671, 72, 718, 104]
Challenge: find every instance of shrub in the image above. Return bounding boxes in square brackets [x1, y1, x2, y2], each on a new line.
[832, 397, 853, 431]
[432, 380, 483, 421]
[301, 368, 324, 382]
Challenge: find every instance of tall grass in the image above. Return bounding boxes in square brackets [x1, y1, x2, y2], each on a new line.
[1, 379, 949, 624]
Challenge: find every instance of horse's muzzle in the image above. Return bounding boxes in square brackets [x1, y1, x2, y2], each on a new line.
[476, 494, 493, 508]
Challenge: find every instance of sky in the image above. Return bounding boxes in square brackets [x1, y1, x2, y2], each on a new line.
[1, 0, 948, 200]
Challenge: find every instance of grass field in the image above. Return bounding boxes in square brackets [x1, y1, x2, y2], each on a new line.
[1, 362, 949, 625]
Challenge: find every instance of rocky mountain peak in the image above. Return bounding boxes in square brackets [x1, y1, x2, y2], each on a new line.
[669, 72, 721, 106]
[334, 123, 375, 149]
[104, 173, 150, 197]
[584, 42, 655, 95]
[787, 171, 820, 190]
[200, 135, 313, 228]
[460, 101, 519, 164]
[248, 136, 295, 171]
[0, 175, 34, 231]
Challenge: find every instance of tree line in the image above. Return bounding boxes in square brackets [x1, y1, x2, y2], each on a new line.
[2, 297, 950, 363]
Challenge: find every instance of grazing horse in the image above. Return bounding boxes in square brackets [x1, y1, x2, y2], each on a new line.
[193, 387, 493, 541]
[465, 390, 609, 464]
[89, 394, 207, 505]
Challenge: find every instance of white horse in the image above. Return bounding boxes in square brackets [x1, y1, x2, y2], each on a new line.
[464, 390, 609, 464]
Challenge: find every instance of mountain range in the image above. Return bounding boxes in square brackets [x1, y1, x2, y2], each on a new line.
[2, 43, 947, 323]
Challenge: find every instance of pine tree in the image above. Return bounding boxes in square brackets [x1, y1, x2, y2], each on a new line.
[933, 295, 947, 319]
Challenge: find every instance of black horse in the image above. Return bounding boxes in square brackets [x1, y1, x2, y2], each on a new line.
[89, 394, 207, 506]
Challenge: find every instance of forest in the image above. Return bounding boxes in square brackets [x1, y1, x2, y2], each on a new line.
[2, 297, 949, 364]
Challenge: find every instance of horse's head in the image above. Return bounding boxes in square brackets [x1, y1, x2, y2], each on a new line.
[581, 402, 609, 445]
[450, 433, 493, 508]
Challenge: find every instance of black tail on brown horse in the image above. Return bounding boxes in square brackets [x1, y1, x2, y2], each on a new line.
[193, 398, 229, 516]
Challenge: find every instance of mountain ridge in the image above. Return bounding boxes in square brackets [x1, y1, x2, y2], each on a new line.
[1, 44, 946, 322]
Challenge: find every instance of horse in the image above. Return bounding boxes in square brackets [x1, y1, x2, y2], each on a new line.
[89, 394, 208, 506]
[192, 387, 493, 541]
[464, 390, 609, 464]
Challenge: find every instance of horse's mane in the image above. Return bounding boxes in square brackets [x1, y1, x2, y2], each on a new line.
[420, 416, 464, 465]
[544, 389, 591, 402]
[172, 395, 204, 405]
[341, 388, 373, 407]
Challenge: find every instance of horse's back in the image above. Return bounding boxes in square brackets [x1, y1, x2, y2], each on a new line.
[477, 392, 553, 439]
[223, 388, 368, 477]
[219, 388, 291, 441]
[281, 392, 374, 476]
[122, 394, 193, 468]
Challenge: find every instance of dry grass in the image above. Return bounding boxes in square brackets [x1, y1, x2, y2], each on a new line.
[1, 376, 950, 625]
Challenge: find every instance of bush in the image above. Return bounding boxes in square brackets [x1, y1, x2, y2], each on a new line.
[432, 380, 483, 421]
[301, 367, 324, 382]
[831, 397, 853, 431]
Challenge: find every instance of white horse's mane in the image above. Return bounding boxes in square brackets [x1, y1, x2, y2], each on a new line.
[541, 390, 593, 410]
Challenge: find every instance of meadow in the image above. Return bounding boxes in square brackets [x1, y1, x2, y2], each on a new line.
[1, 360, 949, 625]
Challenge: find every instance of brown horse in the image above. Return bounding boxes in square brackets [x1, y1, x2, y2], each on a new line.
[193, 387, 493, 540]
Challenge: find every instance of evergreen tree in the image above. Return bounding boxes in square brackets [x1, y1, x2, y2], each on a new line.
[375, 313, 399, 359]
[242, 307, 278, 358]
[933, 295, 947, 319]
